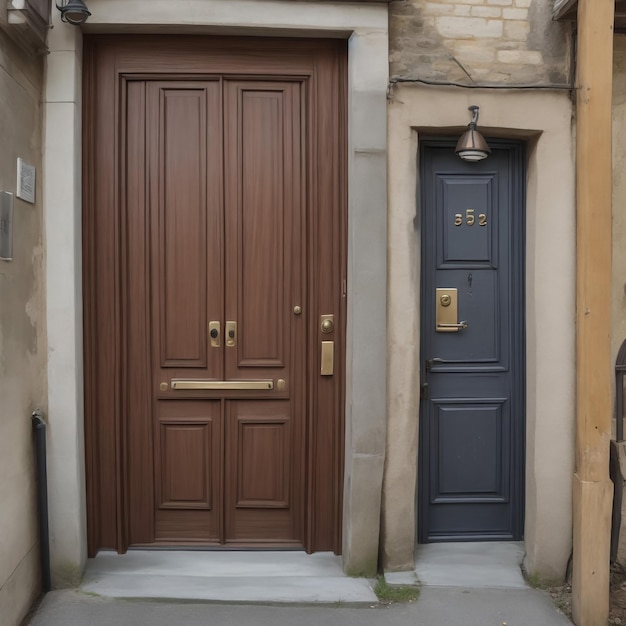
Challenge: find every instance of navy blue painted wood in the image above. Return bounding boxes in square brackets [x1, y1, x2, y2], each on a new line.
[419, 139, 525, 542]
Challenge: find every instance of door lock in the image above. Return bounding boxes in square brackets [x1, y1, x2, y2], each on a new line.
[320, 314, 334, 334]
[436, 288, 468, 333]
[225, 321, 236, 347]
[209, 321, 221, 347]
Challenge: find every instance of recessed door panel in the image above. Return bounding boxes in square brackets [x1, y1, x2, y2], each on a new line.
[432, 270, 501, 364]
[236, 418, 290, 508]
[161, 89, 209, 365]
[150, 81, 223, 380]
[431, 400, 509, 501]
[154, 400, 221, 542]
[158, 421, 214, 509]
[225, 400, 302, 543]
[224, 82, 301, 374]
[419, 140, 525, 542]
[439, 175, 497, 266]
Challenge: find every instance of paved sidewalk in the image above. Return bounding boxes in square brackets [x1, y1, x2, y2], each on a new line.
[24, 544, 573, 626]
[27, 586, 573, 626]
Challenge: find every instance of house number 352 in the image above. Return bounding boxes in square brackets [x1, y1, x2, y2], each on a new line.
[455, 209, 487, 227]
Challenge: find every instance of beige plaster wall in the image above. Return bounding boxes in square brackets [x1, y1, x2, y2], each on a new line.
[383, 85, 576, 581]
[389, 0, 571, 85]
[0, 29, 46, 626]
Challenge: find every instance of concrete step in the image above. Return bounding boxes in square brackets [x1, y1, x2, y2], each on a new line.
[81, 550, 378, 605]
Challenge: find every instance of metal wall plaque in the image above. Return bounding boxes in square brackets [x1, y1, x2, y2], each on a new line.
[0, 191, 14, 261]
[17, 158, 35, 204]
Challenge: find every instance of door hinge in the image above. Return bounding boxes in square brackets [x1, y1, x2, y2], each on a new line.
[420, 382, 429, 400]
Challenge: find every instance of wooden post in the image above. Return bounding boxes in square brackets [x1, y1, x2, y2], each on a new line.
[572, 1, 615, 625]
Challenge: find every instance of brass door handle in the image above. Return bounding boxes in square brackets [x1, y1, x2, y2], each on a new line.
[437, 321, 468, 330]
[436, 288, 468, 333]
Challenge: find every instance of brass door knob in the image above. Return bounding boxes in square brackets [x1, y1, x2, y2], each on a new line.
[321, 319, 334, 333]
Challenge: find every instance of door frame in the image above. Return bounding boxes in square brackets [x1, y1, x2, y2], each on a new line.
[44, 1, 389, 581]
[81, 35, 348, 555]
[417, 136, 527, 543]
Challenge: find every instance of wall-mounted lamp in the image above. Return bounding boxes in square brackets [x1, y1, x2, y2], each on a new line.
[56, 0, 91, 25]
[455, 105, 491, 162]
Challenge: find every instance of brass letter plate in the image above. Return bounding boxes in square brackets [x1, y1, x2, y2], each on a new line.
[171, 379, 274, 390]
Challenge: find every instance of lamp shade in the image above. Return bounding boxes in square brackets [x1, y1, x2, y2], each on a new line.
[455, 127, 491, 162]
[57, 0, 91, 25]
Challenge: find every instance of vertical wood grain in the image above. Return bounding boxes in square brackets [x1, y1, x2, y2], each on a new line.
[125, 79, 155, 544]
[573, 1, 615, 624]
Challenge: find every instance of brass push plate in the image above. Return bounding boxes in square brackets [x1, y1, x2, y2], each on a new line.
[436, 288, 462, 333]
[321, 341, 334, 375]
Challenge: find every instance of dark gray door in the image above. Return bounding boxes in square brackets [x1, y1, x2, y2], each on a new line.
[418, 139, 525, 542]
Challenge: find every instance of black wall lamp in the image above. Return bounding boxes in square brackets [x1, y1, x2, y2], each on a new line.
[56, 0, 91, 25]
[455, 105, 491, 162]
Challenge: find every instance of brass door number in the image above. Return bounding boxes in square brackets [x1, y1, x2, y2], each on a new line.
[455, 209, 487, 227]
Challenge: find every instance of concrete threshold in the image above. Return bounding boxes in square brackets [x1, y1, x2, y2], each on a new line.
[81, 550, 378, 605]
[385, 542, 527, 589]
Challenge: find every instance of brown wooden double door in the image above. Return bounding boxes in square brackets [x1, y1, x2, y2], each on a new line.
[84, 37, 346, 553]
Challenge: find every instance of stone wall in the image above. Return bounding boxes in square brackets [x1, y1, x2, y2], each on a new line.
[390, 0, 571, 85]
[0, 27, 46, 626]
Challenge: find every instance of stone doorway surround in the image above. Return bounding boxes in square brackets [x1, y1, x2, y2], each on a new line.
[44, 0, 388, 585]
[383, 85, 576, 581]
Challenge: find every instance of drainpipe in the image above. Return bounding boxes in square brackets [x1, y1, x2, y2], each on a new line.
[31, 409, 51, 593]
[572, 1, 615, 625]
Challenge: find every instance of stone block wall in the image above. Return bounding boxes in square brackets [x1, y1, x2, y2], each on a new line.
[390, 0, 571, 85]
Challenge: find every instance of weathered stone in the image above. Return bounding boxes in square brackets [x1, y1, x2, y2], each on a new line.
[454, 5, 472, 17]
[436, 16, 504, 38]
[497, 49, 543, 64]
[0, 25, 46, 626]
[471, 6, 502, 18]
[503, 7, 529, 20]
[423, 2, 455, 15]
[389, 1, 570, 85]
[451, 41, 497, 64]
[504, 19, 531, 41]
